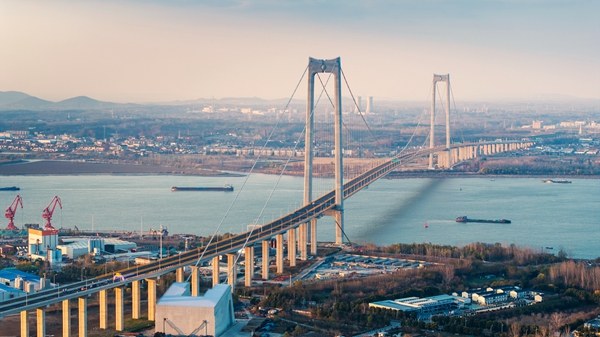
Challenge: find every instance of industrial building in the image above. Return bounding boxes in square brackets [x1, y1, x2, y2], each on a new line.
[369, 294, 469, 316]
[155, 283, 235, 337]
[0, 269, 45, 301]
[58, 236, 137, 259]
[0, 283, 25, 301]
[27, 228, 62, 265]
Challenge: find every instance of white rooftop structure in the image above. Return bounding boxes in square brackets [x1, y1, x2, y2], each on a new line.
[156, 283, 235, 337]
[369, 294, 468, 315]
[58, 236, 136, 259]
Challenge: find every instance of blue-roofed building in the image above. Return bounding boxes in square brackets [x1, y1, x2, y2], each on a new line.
[584, 316, 600, 328]
[0, 283, 26, 301]
[0, 269, 44, 292]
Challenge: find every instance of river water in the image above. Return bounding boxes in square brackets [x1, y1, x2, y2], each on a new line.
[1, 174, 597, 259]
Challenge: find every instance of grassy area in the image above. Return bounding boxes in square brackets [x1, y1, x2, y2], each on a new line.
[86, 317, 153, 337]
[464, 275, 505, 288]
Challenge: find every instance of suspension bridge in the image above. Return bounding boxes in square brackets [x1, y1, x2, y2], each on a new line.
[0, 57, 533, 336]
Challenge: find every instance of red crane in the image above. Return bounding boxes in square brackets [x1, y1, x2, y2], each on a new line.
[42, 196, 62, 230]
[5, 195, 23, 230]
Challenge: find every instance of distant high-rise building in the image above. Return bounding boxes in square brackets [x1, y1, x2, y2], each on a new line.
[366, 96, 373, 114]
[354, 96, 362, 114]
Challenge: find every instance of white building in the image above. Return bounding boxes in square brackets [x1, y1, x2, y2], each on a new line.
[369, 294, 468, 315]
[156, 283, 235, 337]
[58, 237, 137, 259]
[28, 228, 62, 265]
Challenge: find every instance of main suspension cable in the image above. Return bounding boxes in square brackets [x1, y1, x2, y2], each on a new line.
[186, 65, 309, 280]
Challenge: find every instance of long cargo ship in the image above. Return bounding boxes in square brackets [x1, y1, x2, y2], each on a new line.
[456, 216, 511, 224]
[0, 186, 20, 191]
[171, 184, 234, 192]
[541, 179, 571, 184]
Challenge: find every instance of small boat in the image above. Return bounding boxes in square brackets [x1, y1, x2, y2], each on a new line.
[424, 222, 428, 229]
[545, 247, 554, 250]
[171, 184, 234, 192]
[0, 186, 20, 191]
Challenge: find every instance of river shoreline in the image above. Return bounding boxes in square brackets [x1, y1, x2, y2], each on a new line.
[0, 160, 241, 176]
[0, 159, 598, 179]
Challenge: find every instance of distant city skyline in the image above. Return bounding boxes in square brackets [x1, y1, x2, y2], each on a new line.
[1, 0, 598, 103]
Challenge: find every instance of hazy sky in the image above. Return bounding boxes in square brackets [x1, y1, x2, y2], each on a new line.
[1, 0, 598, 103]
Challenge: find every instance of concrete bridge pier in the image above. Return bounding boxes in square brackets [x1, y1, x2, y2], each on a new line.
[436, 151, 447, 169]
[20, 310, 28, 337]
[333, 209, 344, 245]
[176, 267, 184, 283]
[244, 246, 254, 287]
[191, 266, 200, 296]
[276, 233, 284, 274]
[299, 223, 307, 260]
[451, 148, 459, 165]
[36, 309, 45, 337]
[99, 290, 107, 329]
[227, 253, 237, 292]
[79, 297, 87, 337]
[262, 240, 270, 280]
[212, 256, 220, 286]
[115, 287, 124, 331]
[132, 280, 140, 319]
[146, 278, 156, 321]
[62, 299, 71, 337]
[435, 152, 442, 168]
[310, 219, 317, 255]
[288, 228, 296, 267]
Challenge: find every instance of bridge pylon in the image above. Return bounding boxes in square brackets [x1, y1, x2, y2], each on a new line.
[429, 74, 451, 169]
[305, 57, 344, 246]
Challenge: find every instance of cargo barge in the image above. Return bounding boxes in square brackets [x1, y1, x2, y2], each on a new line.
[541, 179, 571, 184]
[171, 184, 233, 192]
[456, 216, 511, 224]
[0, 186, 20, 191]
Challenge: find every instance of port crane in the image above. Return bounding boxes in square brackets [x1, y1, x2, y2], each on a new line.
[42, 196, 62, 229]
[4, 195, 23, 230]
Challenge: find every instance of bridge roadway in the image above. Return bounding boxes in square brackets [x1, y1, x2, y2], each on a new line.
[0, 140, 531, 319]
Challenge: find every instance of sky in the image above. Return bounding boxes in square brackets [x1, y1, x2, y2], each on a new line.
[1, 0, 599, 103]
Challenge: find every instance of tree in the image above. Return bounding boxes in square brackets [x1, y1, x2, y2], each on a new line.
[509, 323, 521, 337]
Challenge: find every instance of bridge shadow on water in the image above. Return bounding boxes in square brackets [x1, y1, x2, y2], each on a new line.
[346, 178, 445, 245]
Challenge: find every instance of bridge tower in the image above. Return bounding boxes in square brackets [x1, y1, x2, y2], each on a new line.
[428, 74, 451, 169]
[304, 57, 345, 246]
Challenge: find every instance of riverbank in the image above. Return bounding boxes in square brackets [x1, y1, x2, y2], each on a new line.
[0, 159, 598, 180]
[0, 160, 239, 176]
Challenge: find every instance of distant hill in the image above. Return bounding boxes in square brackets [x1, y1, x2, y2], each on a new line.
[0, 92, 131, 111]
[2, 96, 55, 110]
[0, 91, 32, 106]
[55, 96, 118, 109]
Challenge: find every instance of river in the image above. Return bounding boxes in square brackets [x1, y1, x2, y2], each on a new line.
[1, 174, 597, 259]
